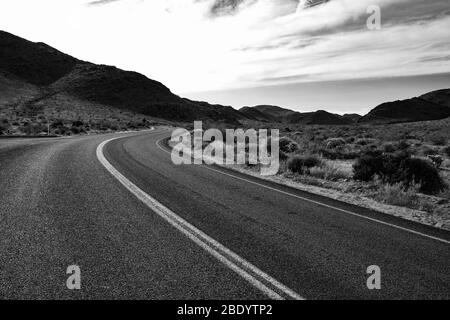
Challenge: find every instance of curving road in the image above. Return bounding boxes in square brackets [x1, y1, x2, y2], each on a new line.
[0, 128, 449, 299]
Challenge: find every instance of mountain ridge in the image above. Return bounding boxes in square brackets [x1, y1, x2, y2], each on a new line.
[359, 90, 450, 124]
[0, 30, 247, 124]
[1, 30, 449, 127]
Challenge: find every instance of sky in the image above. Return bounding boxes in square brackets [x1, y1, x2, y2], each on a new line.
[0, 0, 449, 114]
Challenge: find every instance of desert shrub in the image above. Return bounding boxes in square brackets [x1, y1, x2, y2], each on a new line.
[308, 166, 326, 179]
[373, 179, 436, 212]
[382, 143, 397, 153]
[353, 150, 446, 194]
[353, 151, 386, 181]
[287, 155, 322, 174]
[421, 146, 438, 156]
[279, 151, 288, 161]
[399, 158, 446, 194]
[326, 138, 346, 149]
[355, 138, 375, 146]
[374, 182, 420, 208]
[70, 126, 81, 134]
[265, 136, 297, 161]
[428, 155, 443, 168]
[437, 187, 450, 200]
[346, 137, 355, 143]
[55, 125, 70, 135]
[50, 119, 64, 129]
[309, 163, 351, 181]
[319, 148, 359, 160]
[279, 136, 299, 154]
[397, 140, 410, 150]
[19, 123, 47, 135]
[429, 134, 447, 146]
[72, 120, 84, 127]
[443, 145, 450, 157]
[0, 123, 8, 135]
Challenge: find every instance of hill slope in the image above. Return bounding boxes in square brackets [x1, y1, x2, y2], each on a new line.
[240, 105, 354, 125]
[360, 90, 450, 124]
[420, 89, 450, 108]
[0, 30, 245, 124]
[288, 110, 353, 125]
[239, 105, 298, 122]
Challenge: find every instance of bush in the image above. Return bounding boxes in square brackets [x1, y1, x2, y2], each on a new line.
[279, 136, 299, 154]
[0, 123, 7, 135]
[421, 146, 438, 156]
[382, 143, 396, 153]
[287, 155, 322, 174]
[374, 182, 420, 208]
[319, 148, 359, 160]
[354, 151, 447, 194]
[309, 163, 351, 181]
[397, 140, 410, 150]
[353, 152, 386, 181]
[429, 134, 447, 146]
[443, 145, 450, 157]
[399, 158, 446, 194]
[326, 138, 346, 149]
[70, 126, 81, 134]
[428, 155, 443, 168]
[50, 119, 64, 129]
[355, 138, 375, 146]
[19, 122, 47, 135]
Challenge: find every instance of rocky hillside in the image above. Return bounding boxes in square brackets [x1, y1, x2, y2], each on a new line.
[0, 30, 246, 124]
[240, 105, 356, 125]
[359, 89, 450, 124]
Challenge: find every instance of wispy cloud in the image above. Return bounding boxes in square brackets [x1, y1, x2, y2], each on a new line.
[87, 0, 121, 6]
[0, 0, 448, 94]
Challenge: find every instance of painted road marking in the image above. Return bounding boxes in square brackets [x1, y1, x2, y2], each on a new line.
[97, 136, 304, 300]
[156, 136, 450, 245]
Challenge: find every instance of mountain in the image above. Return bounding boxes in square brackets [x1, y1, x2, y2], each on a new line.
[238, 106, 278, 122]
[240, 105, 353, 125]
[240, 105, 299, 122]
[0, 30, 245, 123]
[359, 89, 450, 124]
[288, 110, 353, 125]
[342, 113, 362, 123]
[420, 89, 450, 107]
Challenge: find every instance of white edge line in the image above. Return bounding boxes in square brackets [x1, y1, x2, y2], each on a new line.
[97, 136, 305, 301]
[156, 136, 450, 245]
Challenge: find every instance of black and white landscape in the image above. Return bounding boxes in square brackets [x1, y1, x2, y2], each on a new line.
[0, 0, 449, 301]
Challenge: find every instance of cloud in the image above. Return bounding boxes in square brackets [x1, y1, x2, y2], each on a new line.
[87, 0, 122, 6]
[0, 0, 448, 94]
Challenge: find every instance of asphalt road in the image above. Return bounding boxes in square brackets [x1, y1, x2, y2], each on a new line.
[0, 128, 449, 299]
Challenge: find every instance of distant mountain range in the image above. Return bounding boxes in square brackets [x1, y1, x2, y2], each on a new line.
[239, 105, 357, 125]
[1, 30, 449, 126]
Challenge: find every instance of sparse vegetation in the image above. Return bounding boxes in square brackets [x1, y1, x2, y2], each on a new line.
[287, 155, 322, 174]
[309, 162, 352, 181]
[429, 134, 447, 146]
[353, 150, 446, 194]
[444, 145, 450, 157]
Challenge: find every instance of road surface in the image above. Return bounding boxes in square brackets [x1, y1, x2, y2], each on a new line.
[0, 128, 449, 299]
